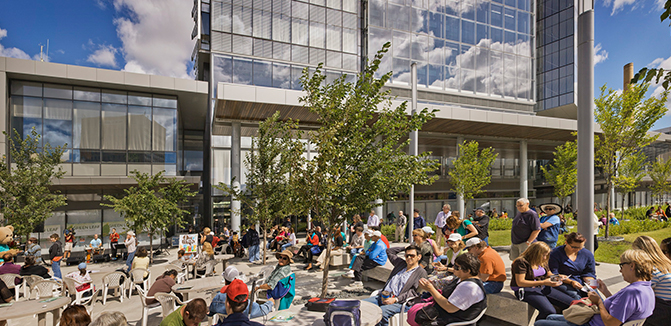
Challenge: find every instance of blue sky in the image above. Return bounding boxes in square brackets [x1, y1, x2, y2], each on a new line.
[1, 0, 670, 126]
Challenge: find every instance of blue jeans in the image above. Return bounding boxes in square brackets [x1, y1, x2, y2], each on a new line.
[515, 286, 574, 319]
[483, 281, 504, 294]
[435, 255, 447, 263]
[51, 260, 62, 279]
[126, 250, 135, 271]
[483, 237, 489, 245]
[534, 314, 588, 326]
[362, 296, 408, 326]
[543, 241, 557, 249]
[349, 248, 364, 269]
[557, 284, 584, 300]
[248, 244, 260, 262]
[281, 242, 293, 252]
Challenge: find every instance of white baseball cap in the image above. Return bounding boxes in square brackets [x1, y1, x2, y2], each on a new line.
[447, 233, 462, 242]
[464, 238, 482, 249]
[422, 226, 435, 235]
[223, 266, 241, 282]
[365, 229, 374, 236]
[372, 231, 382, 237]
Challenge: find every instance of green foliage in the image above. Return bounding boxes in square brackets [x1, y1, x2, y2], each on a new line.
[594, 83, 668, 238]
[0, 128, 67, 238]
[489, 218, 513, 231]
[102, 170, 195, 258]
[614, 151, 647, 219]
[215, 111, 304, 264]
[449, 140, 498, 207]
[649, 157, 671, 203]
[381, 224, 396, 239]
[541, 140, 577, 207]
[632, 1, 671, 90]
[597, 220, 671, 237]
[295, 43, 439, 296]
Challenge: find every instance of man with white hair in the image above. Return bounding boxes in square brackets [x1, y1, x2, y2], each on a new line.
[345, 230, 388, 290]
[510, 198, 541, 260]
[435, 204, 451, 245]
[367, 210, 380, 228]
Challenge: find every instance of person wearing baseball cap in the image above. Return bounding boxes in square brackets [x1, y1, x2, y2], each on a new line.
[64, 262, 93, 297]
[210, 267, 273, 320]
[344, 228, 388, 290]
[434, 233, 466, 272]
[214, 279, 264, 326]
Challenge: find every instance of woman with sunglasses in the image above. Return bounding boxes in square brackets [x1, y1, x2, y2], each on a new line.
[535, 249, 655, 326]
[632, 236, 671, 326]
[255, 249, 293, 293]
[548, 232, 596, 300]
[511, 242, 573, 320]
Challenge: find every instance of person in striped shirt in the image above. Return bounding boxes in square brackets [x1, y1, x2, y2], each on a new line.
[632, 236, 671, 326]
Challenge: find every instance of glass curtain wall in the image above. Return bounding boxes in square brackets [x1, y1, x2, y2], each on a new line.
[9, 81, 178, 176]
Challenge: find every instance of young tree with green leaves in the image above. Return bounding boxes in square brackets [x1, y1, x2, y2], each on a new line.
[0, 128, 67, 240]
[541, 140, 577, 209]
[295, 43, 439, 297]
[649, 157, 671, 204]
[449, 140, 498, 211]
[215, 111, 304, 265]
[103, 171, 195, 261]
[613, 151, 647, 220]
[595, 83, 668, 238]
[632, 1, 671, 89]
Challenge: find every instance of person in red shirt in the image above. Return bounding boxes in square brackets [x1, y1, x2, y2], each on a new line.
[109, 228, 120, 259]
[371, 226, 390, 249]
[297, 229, 320, 263]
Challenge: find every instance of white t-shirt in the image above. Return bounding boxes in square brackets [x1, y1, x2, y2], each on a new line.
[447, 280, 485, 311]
[289, 233, 297, 245]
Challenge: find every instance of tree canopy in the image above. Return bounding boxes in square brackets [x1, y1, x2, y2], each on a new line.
[649, 157, 671, 204]
[449, 140, 498, 209]
[541, 139, 577, 208]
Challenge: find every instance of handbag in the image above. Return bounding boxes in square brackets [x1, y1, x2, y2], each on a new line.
[305, 297, 335, 312]
[562, 298, 599, 325]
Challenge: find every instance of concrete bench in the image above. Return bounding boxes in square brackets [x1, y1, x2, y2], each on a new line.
[484, 290, 537, 326]
[362, 260, 394, 282]
[329, 252, 351, 267]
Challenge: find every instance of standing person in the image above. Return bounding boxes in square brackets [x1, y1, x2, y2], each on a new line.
[465, 238, 507, 294]
[435, 204, 451, 246]
[48, 233, 63, 280]
[538, 203, 562, 249]
[109, 228, 120, 259]
[510, 198, 541, 260]
[413, 209, 426, 230]
[124, 231, 137, 272]
[242, 226, 260, 263]
[25, 237, 44, 265]
[63, 228, 74, 260]
[367, 210, 380, 229]
[395, 210, 407, 242]
[472, 208, 490, 244]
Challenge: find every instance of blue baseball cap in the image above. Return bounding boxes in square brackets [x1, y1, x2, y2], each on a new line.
[78, 262, 87, 270]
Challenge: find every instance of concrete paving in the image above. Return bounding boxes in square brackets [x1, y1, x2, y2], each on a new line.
[2, 242, 630, 326]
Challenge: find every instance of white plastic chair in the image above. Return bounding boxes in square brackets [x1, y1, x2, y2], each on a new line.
[445, 308, 487, 326]
[31, 279, 60, 299]
[129, 268, 150, 297]
[62, 277, 92, 304]
[155, 292, 192, 318]
[135, 285, 161, 326]
[621, 319, 647, 326]
[165, 264, 187, 283]
[21, 275, 43, 298]
[195, 260, 217, 278]
[101, 271, 126, 304]
[76, 289, 99, 315]
[0, 273, 24, 301]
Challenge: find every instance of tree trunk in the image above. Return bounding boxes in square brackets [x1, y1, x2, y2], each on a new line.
[605, 184, 611, 239]
[321, 231, 333, 298]
[149, 232, 154, 264]
[621, 193, 626, 221]
[262, 228, 267, 265]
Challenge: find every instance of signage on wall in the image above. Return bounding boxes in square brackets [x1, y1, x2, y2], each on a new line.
[179, 234, 199, 253]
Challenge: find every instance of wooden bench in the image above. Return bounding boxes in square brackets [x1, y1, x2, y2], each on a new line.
[484, 290, 537, 326]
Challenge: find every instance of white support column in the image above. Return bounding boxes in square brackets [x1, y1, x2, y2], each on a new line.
[409, 63, 418, 243]
[456, 136, 465, 214]
[374, 199, 383, 224]
[231, 122, 242, 232]
[520, 140, 528, 199]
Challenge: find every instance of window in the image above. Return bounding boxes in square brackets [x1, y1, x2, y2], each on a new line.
[128, 106, 151, 151]
[152, 108, 177, 152]
[102, 104, 126, 150]
[73, 101, 101, 149]
[43, 99, 72, 149]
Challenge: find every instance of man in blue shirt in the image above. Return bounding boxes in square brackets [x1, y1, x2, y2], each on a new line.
[538, 203, 562, 249]
[345, 231, 388, 290]
[210, 266, 274, 319]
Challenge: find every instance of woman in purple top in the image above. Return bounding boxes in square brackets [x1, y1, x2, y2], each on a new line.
[535, 249, 655, 326]
[510, 242, 574, 320]
[549, 232, 596, 300]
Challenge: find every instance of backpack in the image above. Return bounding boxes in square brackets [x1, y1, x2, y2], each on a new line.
[324, 300, 361, 326]
[241, 233, 251, 248]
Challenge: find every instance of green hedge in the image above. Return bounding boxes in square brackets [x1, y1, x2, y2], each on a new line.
[598, 220, 671, 236]
[489, 218, 513, 230]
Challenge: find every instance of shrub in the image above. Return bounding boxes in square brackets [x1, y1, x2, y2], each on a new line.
[381, 224, 396, 239]
[489, 218, 513, 230]
[598, 220, 671, 236]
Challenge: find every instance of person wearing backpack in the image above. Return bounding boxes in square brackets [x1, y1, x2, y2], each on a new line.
[242, 226, 260, 263]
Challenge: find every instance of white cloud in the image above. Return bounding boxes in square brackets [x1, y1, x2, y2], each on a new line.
[86, 43, 118, 67]
[594, 43, 609, 64]
[602, 0, 640, 15]
[655, 0, 667, 11]
[95, 0, 107, 9]
[112, 0, 195, 79]
[0, 27, 32, 60]
[0, 28, 7, 40]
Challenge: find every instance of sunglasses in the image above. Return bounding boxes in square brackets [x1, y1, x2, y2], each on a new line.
[619, 261, 631, 269]
[453, 265, 462, 271]
[278, 256, 290, 261]
[569, 245, 582, 249]
[405, 254, 417, 258]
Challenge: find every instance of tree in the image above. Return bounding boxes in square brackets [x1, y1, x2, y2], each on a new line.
[449, 140, 498, 210]
[613, 151, 647, 220]
[594, 83, 668, 238]
[103, 171, 195, 261]
[632, 1, 671, 89]
[215, 111, 304, 264]
[541, 140, 577, 209]
[0, 128, 67, 240]
[295, 43, 439, 297]
[649, 157, 671, 204]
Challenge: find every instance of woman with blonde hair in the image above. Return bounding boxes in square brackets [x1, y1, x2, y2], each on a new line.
[412, 228, 435, 274]
[510, 242, 573, 320]
[632, 236, 671, 326]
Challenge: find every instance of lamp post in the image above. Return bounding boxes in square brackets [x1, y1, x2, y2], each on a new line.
[577, 0, 595, 252]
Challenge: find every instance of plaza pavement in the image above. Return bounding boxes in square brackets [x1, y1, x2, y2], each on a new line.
[5, 242, 629, 326]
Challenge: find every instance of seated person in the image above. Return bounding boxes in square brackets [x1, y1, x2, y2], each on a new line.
[434, 233, 466, 272]
[25, 237, 44, 265]
[662, 237, 671, 261]
[214, 279, 264, 326]
[131, 248, 150, 281]
[0, 253, 21, 284]
[297, 228, 320, 263]
[210, 266, 274, 319]
[146, 270, 181, 305]
[0, 279, 12, 303]
[160, 298, 208, 326]
[312, 227, 346, 271]
[344, 231, 388, 290]
[417, 253, 487, 325]
[632, 236, 671, 326]
[464, 238, 506, 294]
[346, 227, 365, 256]
[549, 232, 596, 300]
[65, 263, 94, 297]
[89, 234, 103, 254]
[411, 229, 435, 275]
[363, 245, 427, 326]
[60, 305, 91, 326]
[280, 228, 297, 252]
[19, 256, 51, 279]
[254, 250, 293, 294]
[535, 249, 655, 326]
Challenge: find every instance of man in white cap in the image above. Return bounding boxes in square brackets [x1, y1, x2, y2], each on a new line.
[345, 230, 388, 290]
[209, 266, 274, 319]
[464, 238, 506, 294]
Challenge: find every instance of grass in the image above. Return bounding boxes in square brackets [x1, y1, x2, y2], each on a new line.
[487, 228, 671, 264]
